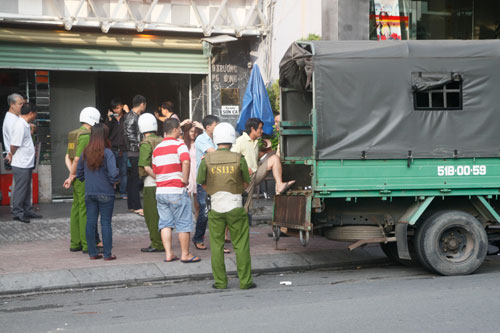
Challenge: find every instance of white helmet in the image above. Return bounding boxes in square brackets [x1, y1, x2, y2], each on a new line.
[138, 113, 158, 134]
[79, 107, 101, 126]
[213, 122, 236, 145]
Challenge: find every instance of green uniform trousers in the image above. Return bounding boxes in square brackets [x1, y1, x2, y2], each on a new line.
[208, 207, 253, 289]
[70, 179, 87, 251]
[143, 186, 164, 250]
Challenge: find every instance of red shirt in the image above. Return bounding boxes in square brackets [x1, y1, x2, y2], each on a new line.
[152, 137, 190, 194]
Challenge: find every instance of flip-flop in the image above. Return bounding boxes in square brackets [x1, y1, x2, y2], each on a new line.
[276, 181, 296, 195]
[181, 256, 201, 263]
[163, 256, 179, 262]
[224, 248, 231, 254]
[134, 209, 144, 217]
[193, 242, 208, 250]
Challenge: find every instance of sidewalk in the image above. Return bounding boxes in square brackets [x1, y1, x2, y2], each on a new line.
[0, 200, 387, 295]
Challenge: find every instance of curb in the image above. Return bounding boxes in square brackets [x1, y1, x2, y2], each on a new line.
[0, 249, 388, 296]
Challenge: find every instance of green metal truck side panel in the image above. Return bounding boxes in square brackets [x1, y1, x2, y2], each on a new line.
[314, 158, 500, 197]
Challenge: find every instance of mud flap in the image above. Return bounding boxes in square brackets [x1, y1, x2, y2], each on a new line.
[396, 222, 411, 260]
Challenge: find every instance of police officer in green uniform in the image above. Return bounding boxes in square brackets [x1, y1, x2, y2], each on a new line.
[138, 113, 165, 253]
[197, 122, 256, 290]
[63, 107, 101, 253]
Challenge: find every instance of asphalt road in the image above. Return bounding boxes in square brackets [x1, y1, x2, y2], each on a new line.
[2, 258, 500, 333]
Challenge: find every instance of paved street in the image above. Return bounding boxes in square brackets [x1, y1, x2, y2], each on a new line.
[1, 260, 500, 333]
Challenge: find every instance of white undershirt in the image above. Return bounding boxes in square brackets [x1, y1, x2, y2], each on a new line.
[144, 175, 156, 187]
[211, 191, 242, 213]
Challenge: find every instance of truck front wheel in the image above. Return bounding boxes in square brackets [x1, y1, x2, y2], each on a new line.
[415, 211, 487, 276]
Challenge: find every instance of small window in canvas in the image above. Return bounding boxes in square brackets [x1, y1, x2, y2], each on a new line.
[412, 72, 463, 110]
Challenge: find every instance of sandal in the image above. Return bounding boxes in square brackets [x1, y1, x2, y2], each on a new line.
[224, 248, 231, 254]
[133, 209, 144, 217]
[193, 242, 208, 250]
[181, 256, 201, 263]
[276, 180, 296, 195]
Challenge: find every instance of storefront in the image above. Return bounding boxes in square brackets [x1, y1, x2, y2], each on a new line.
[0, 27, 210, 198]
[370, 0, 500, 40]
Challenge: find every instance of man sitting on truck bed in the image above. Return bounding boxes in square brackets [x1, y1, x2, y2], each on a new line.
[232, 118, 295, 212]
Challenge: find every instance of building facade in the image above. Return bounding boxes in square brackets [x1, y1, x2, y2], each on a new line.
[0, 0, 271, 200]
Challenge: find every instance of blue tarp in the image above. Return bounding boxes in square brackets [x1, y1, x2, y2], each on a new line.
[236, 64, 274, 135]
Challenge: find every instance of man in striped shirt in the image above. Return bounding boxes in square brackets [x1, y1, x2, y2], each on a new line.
[152, 118, 201, 263]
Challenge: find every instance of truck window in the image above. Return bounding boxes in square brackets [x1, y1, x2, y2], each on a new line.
[412, 72, 463, 111]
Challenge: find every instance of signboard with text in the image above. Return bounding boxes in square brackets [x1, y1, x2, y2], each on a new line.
[221, 105, 240, 115]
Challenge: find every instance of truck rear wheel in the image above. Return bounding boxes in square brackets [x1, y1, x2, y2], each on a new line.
[415, 211, 487, 276]
[414, 214, 438, 273]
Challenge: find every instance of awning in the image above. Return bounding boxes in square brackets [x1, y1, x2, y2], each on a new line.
[0, 28, 208, 74]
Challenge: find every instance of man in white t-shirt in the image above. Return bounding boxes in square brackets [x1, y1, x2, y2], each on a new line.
[2, 93, 23, 154]
[5, 103, 41, 223]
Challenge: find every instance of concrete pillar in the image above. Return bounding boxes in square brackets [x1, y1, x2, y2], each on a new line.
[38, 164, 52, 203]
[322, 0, 370, 40]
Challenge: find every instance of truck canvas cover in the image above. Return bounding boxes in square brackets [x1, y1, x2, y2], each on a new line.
[279, 40, 500, 160]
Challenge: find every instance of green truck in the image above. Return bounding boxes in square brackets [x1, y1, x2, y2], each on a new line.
[272, 40, 500, 276]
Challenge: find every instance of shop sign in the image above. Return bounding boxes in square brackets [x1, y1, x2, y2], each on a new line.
[221, 105, 240, 115]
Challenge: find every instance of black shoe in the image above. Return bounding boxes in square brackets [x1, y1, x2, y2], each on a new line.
[82, 250, 89, 254]
[242, 283, 257, 290]
[70, 246, 83, 252]
[141, 246, 165, 253]
[97, 246, 104, 254]
[14, 216, 30, 224]
[212, 284, 227, 290]
[24, 212, 42, 219]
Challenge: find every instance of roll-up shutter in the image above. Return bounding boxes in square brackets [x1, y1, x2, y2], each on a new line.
[0, 29, 208, 74]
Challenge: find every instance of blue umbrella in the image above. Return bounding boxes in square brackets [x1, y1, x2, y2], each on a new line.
[236, 64, 274, 135]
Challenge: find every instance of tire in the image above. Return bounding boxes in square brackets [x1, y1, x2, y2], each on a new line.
[414, 214, 439, 273]
[380, 240, 418, 267]
[415, 211, 488, 276]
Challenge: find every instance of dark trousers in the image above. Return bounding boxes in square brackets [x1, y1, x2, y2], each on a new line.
[11, 166, 34, 218]
[192, 184, 208, 243]
[127, 156, 142, 210]
[85, 194, 115, 258]
[113, 150, 128, 196]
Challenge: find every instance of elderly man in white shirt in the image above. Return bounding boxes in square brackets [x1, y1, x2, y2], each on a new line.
[2, 93, 23, 153]
[5, 102, 41, 223]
